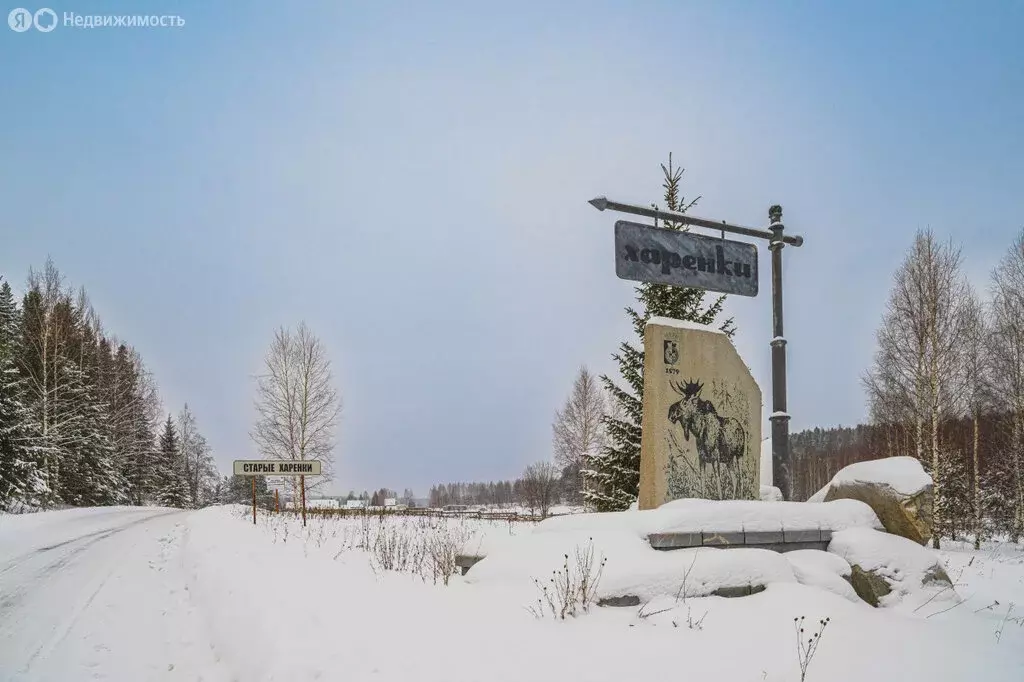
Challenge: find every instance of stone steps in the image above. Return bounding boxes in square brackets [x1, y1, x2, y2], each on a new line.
[455, 528, 836, 575]
[648, 528, 833, 552]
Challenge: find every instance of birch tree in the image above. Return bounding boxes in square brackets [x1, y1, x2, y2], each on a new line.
[251, 322, 340, 497]
[18, 259, 75, 505]
[863, 230, 968, 548]
[178, 404, 217, 508]
[959, 285, 992, 548]
[552, 366, 606, 504]
[989, 229, 1024, 542]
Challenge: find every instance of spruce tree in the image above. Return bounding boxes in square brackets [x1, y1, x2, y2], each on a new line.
[0, 279, 46, 509]
[156, 415, 189, 508]
[58, 359, 126, 506]
[582, 155, 735, 511]
[66, 305, 128, 506]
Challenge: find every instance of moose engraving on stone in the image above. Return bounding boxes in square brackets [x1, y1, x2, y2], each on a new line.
[667, 379, 748, 470]
[662, 377, 757, 502]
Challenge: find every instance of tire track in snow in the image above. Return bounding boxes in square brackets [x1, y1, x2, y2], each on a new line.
[18, 559, 119, 675]
[0, 509, 187, 680]
[0, 510, 181, 616]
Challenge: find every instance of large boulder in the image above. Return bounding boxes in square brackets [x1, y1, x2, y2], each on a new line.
[816, 457, 933, 545]
[827, 528, 954, 608]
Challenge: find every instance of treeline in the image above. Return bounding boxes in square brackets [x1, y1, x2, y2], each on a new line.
[428, 480, 522, 507]
[340, 488, 416, 506]
[790, 415, 1020, 541]
[0, 260, 218, 511]
[803, 228, 1024, 546]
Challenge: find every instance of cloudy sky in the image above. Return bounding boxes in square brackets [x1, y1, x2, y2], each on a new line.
[3, 1, 1023, 495]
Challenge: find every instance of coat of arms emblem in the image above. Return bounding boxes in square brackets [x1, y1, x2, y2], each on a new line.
[663, 339, 679, 365]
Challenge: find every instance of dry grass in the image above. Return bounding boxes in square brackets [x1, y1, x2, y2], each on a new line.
[242, 505, 528, 587]
[527, 538, 607, 620]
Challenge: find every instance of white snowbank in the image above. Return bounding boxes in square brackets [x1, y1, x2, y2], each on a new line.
[786, 548, 852, 577]
[807, 485, 829, 503]
[465, 500, 881, 601]
[601, 547, 796, 602]
[831, 456, 932, 495]
[459, 524, 519, 558]
[654, 498, 882, 534]
[812, 457, 932, 502]
[530, 499, 881, 538]
[828, 528, 956, 608]
[646, 316, 727, 335]
[170, 506, 1024, 682]
[785, 549, 860, 603]
[465, 528, 796, 602]
[760, 485, 783, 502]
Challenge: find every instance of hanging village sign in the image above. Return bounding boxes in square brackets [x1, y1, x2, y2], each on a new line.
[590, 196, 804, 501]
[232, 459, 322, 527]
[615, 220, 759, 297]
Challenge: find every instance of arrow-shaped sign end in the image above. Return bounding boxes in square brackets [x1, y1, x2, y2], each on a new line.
[588, 196, 609, 211]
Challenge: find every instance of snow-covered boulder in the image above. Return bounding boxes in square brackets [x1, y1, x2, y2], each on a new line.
[784, 549, 859, 603]
[760, 485, 783, 502]
[827, 527, 953, 608]
[812, 457, 934, 545]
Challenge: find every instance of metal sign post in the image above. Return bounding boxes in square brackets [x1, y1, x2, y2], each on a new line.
[234, 460, 323, 527]
[590, 197, 804, 500]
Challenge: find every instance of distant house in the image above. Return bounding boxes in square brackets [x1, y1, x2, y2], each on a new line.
[345, 499, 367, 510]
[384, 498, 397, 508]
[307, 498, 339, 510]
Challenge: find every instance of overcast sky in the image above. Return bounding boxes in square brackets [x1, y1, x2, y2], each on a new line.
[2, 1, 1023, 495]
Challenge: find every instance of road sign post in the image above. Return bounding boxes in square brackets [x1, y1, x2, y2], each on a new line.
[233, 460, 323, 527]
[590, 197, 804, 500]
[767, 205, 793, 504]
[300, 475, 307, 527]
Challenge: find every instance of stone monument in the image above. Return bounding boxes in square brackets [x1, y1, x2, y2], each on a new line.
[639, 317, 762, 509]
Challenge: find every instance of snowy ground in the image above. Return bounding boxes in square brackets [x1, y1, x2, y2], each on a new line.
[1, 506, 1022, 682]
[0, 507, 226, 681]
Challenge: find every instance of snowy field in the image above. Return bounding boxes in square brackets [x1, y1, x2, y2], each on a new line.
[1, 506, 1023, 682]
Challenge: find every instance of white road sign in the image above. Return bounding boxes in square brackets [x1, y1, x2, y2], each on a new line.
[232, 460, 322, 476]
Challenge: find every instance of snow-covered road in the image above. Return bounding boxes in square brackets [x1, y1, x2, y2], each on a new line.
[0, 507, 225, 682]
